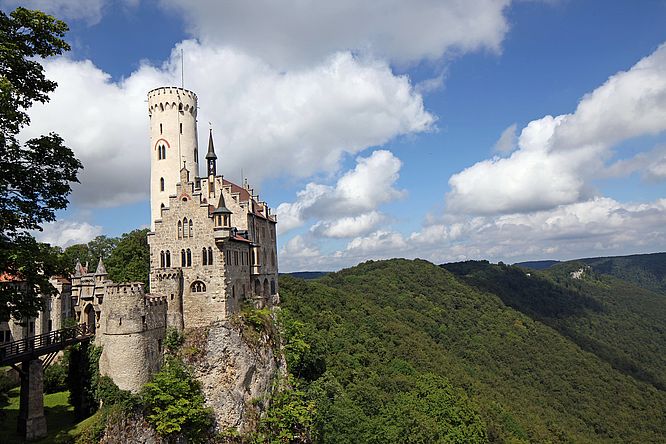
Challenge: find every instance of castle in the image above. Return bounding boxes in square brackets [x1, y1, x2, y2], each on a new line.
[1, 87, 279, 392]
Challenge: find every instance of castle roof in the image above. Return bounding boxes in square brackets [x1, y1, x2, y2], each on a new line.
[206, 129, 217, 160]
[212, 193, 232, 214]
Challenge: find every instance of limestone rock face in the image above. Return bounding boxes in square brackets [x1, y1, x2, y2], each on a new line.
[187, 317, 285, 433]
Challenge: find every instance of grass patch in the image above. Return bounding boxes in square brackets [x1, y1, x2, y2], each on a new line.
[0, 388, 79, 444]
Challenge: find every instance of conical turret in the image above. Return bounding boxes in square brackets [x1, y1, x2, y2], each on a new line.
[95, 257, 107, 275]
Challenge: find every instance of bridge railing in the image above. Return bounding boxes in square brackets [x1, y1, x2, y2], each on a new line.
[0, 324, 93, 365]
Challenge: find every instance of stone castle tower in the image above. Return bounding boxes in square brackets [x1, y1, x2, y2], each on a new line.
[63, 87, 279, 392]
[148, 87, 200, 230]
[147, 86, 279, 329]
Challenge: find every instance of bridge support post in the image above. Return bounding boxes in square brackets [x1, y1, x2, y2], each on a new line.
[17, 358, 47, 440]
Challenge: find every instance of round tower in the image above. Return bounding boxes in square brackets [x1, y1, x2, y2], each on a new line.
[148, 87, 200, 228]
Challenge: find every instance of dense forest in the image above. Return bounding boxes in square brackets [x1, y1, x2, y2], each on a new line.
[279, 258, 666, 443]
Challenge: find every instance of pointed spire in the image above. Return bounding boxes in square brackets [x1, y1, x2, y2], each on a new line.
[206, 129, 217, 160]
[95, 257, 107, 275]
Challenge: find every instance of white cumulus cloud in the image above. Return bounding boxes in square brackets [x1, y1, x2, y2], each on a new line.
[276, 150, 405, 236]
[447, 43, 666, 215]
[35, 220, 103, 247]
[159, 0, 512, 67]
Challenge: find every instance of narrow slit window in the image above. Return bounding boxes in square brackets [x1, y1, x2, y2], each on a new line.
[160, 177, 165, 191]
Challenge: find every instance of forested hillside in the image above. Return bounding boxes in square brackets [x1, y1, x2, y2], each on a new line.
[516, 252, 666, 295]
[578, 252, 666, 295]
[280, 259, 666, 443]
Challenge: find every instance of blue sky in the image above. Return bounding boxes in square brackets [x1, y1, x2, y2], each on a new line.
[5, 0, 666, 271]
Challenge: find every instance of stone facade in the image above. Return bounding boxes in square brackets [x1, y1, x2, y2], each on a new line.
[147, 87, 279, 330]
[97, 284, 166, 392]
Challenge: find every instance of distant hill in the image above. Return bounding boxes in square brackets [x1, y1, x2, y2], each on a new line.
[280, 258, 666, 443]
[513, 259, 560, 270]
[280, 271, 329, 280]
[444, 259, 666, 390]
[578, 252, 666, 295]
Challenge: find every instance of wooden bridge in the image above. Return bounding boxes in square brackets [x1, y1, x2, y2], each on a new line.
[0, 324, 94, 440]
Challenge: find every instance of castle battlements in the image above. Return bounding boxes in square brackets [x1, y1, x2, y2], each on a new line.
[145, 295, 167, 306]
[105, 282, 145, 296]
[147, 87, 198, 115]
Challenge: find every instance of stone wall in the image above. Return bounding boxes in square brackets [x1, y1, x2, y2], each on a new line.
[98, 283, 167, 392]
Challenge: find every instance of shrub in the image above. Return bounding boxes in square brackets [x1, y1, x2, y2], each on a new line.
[141, 356, 213, 443]
[44, 359, 68, 393]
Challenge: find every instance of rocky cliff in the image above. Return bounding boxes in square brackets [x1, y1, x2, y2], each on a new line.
[184, 314, 286, 434]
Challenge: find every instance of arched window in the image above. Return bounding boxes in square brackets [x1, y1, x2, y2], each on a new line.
[160, 177, 165, 191]
[271, 250, 275, 267]
[160, 251, 165, 268]
[207, 247, 213, 265]
[189, 219, 193, 237]
[165, 250, 171, 267]
[162, 145, 166, 159]
[186, 249, 192, 267]
[182, 218, 188, 238]
[178, 220, 182, 239]
[181, 249, 186, 266]
[190, 281, 206, 293]
[202, 248, 208, 266]
[263, 278, 269, 297]
[271, 279, 276, 295]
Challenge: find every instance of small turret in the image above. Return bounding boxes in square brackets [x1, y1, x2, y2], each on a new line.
[95, 257, 107, 275]
[74, 259, 84, 277]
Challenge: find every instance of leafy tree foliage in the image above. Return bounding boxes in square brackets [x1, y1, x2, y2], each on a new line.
[279, 259, 666, 443]
[61, 235, 118, 272]
[253, 377, 317, 444]
[106, 228, 150, 287]
[445, 260, 666, 391]
[0, 7, 82, 320]
[141, 356, 213, 442]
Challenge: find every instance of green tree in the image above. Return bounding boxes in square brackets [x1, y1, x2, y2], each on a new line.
[141, 357, 213, 442]
[60, 235, 118, 272]
[0, 7, 82, 320]
[106, 228, 150, 287]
